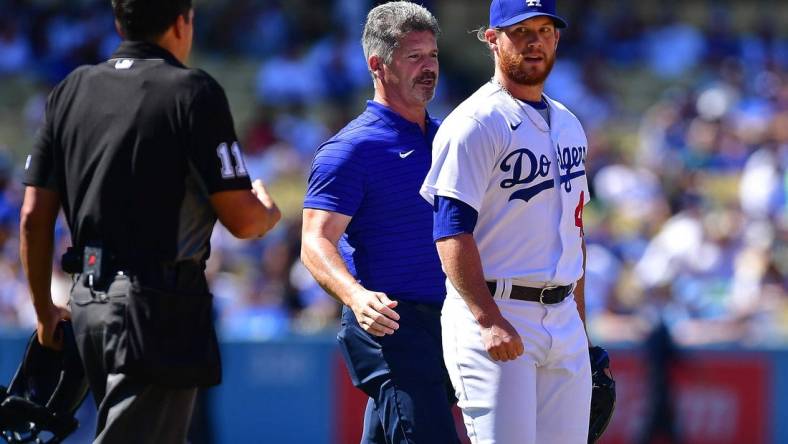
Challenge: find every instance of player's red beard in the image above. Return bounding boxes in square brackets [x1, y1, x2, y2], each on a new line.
[498, 47, 555, 86]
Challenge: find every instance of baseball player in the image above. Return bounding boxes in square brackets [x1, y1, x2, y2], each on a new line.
[420, 0, 592, 443]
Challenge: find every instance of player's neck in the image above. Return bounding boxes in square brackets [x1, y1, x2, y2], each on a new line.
[493, 73, 544, 103]
[373, 93, 427, 133]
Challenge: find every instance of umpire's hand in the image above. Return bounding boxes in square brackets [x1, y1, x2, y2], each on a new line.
[35, 303, 71, 351]
[251, 179, 281, 226]
[349, 288, 400, 337]
[479, 312, 524, 362]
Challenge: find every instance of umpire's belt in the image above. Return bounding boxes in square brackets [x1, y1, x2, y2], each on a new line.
[486, 281, 573, 304]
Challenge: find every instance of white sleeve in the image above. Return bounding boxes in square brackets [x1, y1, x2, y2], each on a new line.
[420, 116, 500, 212]
[580, 128, 591, 206]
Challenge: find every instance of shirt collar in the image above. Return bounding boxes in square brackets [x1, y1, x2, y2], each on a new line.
[365, 100, 437, 136]
[109, 40, 185, 68]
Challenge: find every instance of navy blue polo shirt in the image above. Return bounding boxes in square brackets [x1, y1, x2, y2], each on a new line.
[304, 101, 445, 304]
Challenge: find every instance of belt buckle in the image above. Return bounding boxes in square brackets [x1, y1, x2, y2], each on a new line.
[540, 285, 558, 304]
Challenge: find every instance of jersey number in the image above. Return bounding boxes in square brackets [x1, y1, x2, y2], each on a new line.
[217, 142, 249, 178]
[574, 191, 585, 237]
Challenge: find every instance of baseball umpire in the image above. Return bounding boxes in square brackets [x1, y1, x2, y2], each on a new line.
[420, 0, 612, 442]
[19, 0, 280, 442]
[301, 2, 459, 443]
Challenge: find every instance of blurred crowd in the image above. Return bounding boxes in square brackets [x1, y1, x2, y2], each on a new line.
[0, 0, 786, 345]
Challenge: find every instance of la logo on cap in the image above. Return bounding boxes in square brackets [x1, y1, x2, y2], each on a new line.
[526, 0, 542, 7]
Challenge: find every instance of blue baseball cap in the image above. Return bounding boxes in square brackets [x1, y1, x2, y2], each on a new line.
[490, 0, 568, 29]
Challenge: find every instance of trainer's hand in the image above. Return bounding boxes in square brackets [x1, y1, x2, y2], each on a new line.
[251, 179, 281, 228]
[35, 303, 71, 351]
[349, 288, 400, 337]
[480, 313, 524, 362]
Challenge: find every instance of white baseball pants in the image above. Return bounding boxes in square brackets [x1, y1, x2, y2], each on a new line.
[442, 284, 591, 444]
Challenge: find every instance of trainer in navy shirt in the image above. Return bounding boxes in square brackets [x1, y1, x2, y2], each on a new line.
[304, 100, 445, 304]
[300, 7, 460, 442]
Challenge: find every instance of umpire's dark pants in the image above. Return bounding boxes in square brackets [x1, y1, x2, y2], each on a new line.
[337, 301, 459, 444]
[70, 274, 199, 444]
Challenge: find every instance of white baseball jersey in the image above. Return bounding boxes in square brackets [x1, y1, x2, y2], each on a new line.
[424, 80, 593, 444]
[420, 81, 590, 286]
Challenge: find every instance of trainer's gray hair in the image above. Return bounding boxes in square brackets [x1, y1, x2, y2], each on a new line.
[362, 1, 440, 69]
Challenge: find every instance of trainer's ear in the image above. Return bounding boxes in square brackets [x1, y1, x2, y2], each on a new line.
[369, 55, 384, 81]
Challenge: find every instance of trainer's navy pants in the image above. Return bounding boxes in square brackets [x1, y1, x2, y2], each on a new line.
[337, 301, 459, 444]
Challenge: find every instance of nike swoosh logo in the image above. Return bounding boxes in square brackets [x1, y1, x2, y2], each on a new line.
[510, 121, 522, 131]
[399, 149, 416, 159]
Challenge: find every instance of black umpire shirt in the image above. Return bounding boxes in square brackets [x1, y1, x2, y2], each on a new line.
[23, 41, 251, 268]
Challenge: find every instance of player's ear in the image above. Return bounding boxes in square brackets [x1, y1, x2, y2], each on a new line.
[484, 28, 498, 51]
[555, 29, 560, 50]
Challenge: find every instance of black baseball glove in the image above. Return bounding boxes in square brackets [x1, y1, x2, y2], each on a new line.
[588, 346, 616, 444]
